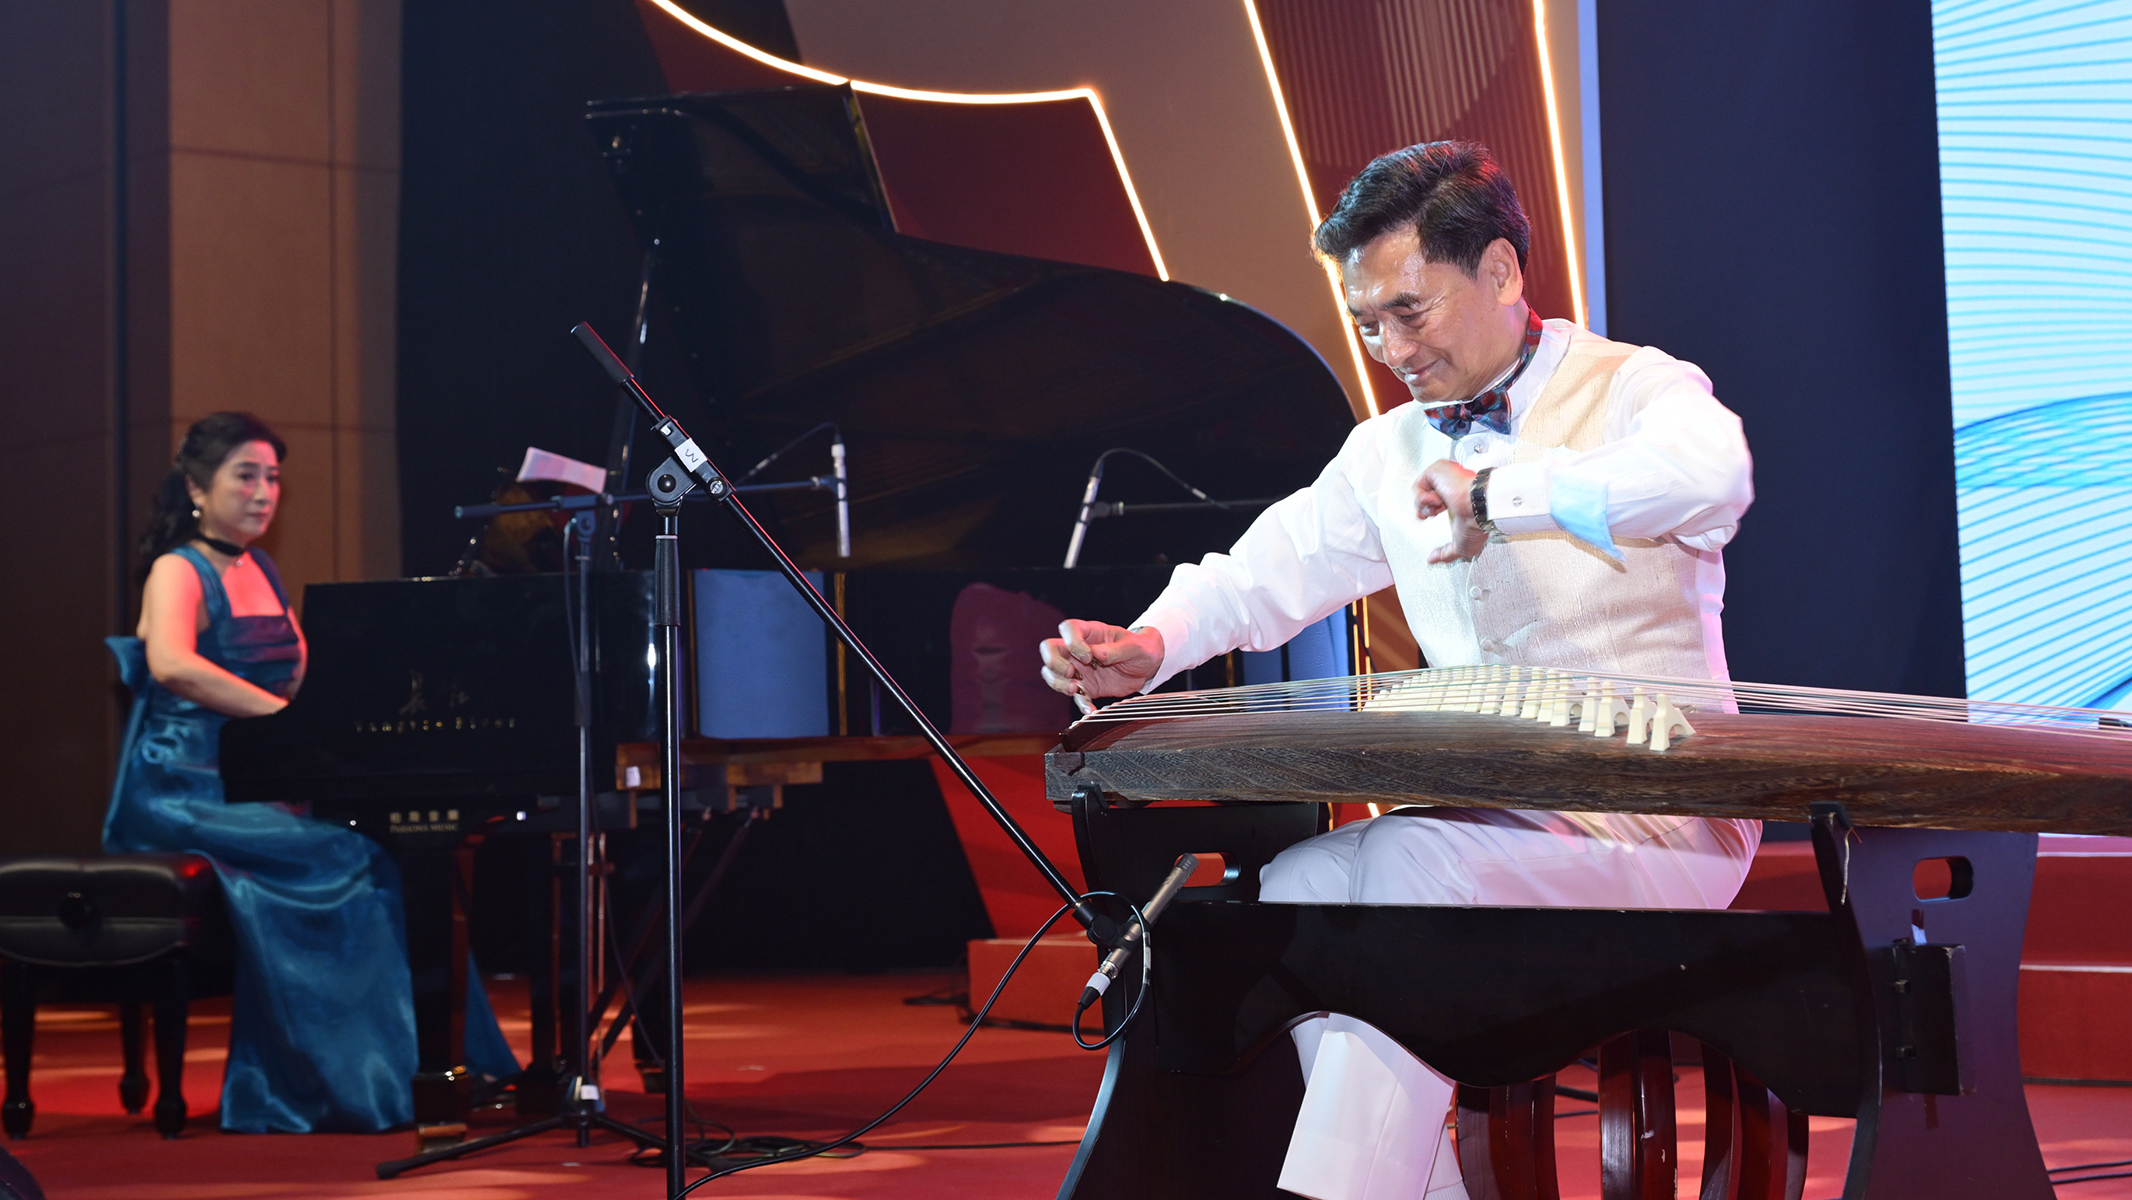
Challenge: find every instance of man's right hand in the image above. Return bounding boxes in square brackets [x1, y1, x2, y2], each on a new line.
[1038, 619, 1166, 715]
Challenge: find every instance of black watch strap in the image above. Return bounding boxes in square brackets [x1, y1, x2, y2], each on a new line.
[1471, 467, 1499, 537]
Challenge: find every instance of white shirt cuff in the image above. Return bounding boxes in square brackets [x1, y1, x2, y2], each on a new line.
[1484, 461, 1557, 535]
[1130, 607, 1197, 693]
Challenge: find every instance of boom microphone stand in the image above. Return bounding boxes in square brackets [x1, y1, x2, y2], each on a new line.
[568, 322, 1116, 1198]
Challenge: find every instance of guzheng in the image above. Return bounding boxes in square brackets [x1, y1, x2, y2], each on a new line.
[1048, 664, 2132, 835]
[1046, 664, 2121, 1200]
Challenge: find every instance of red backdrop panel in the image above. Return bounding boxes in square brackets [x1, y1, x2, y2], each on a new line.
[635, 0, 1155, 277]
[1256, 0, 1574, 410]
[858, 95, 1157, 277]
[929, 754, 1089, 939]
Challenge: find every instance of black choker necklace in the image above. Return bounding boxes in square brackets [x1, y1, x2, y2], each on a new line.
[196, 533, 246, 558]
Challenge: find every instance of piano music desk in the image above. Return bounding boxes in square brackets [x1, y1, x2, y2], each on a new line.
[1043, 707, 2132, 1200]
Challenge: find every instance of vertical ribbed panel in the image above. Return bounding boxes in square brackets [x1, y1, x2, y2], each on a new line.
[1935, 1, 2132, 706]
[1256, 0, 1573, 330]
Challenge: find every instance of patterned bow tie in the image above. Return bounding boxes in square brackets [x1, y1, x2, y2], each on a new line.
[1422, 307, 1544, 439]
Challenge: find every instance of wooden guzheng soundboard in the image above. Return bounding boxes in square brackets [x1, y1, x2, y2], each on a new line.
[1043, 666, 2132, 1200]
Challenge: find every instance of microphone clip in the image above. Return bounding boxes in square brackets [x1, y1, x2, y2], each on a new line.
[1077, 854, 1199, 1011]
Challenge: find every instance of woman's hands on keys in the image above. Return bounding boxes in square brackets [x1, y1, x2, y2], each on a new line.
[1039, 620, 1166, 715]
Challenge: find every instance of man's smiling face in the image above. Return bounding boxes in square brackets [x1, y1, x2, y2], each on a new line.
[1339, 227, 1525, 408]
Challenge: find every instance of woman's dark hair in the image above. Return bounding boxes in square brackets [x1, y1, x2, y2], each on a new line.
[1313, 140, 1531, 275]
[139, 411, 287, 576]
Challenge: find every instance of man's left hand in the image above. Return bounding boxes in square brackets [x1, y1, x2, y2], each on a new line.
[1414, 459, 1488, 563]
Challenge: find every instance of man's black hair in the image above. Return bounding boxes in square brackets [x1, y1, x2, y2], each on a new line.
[1313, 140, 1531, 275]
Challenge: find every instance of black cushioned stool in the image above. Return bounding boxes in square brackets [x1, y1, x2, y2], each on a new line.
[0, 855, 233, 1139]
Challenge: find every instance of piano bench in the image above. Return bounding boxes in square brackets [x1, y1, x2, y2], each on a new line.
[0, 855, 234, 1140]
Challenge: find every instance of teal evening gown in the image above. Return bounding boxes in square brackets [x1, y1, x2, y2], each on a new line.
[102, 545, 517, 1133]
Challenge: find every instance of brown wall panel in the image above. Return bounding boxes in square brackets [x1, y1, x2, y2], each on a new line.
[0, 3, 135, 856]
[332, 160, 402, 582]
[165, 0, 401, 614]
[2, 1, 398, 856]
[168, 154, 337, 429]
[168, 0, 332, 159]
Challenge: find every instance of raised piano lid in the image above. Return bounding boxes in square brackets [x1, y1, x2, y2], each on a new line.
[220, 573, 659, 805]
[585, 84, 1356, 570]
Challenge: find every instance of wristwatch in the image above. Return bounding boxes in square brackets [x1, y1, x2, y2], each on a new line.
[1470, 467, 1500, 540]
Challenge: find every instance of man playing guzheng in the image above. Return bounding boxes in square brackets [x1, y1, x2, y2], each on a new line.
[1038, 140, 1759, 1200]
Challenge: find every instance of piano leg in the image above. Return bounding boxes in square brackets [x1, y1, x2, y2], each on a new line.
[2, 962, 34, 1138]
[513, 835, 563, 1117]
[400, 840, 476, 1149]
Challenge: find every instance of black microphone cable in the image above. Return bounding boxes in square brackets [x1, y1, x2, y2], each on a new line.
[734, 421, 839, 484]
[1063, 447, 1256, 567]
[1083, 448, 1244, 509]
[1071, 912, 1151, 1052]
[670, 891, 1149, 1199]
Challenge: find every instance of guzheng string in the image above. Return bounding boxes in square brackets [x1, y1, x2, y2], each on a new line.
[1072, 664, 2132, 742]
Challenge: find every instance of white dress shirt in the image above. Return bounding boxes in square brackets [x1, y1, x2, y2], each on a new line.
[1131, 319, 1753, 687]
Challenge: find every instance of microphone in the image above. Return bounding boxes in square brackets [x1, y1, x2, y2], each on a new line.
[1079, 853, 1198, 1010]
[831, 434, 851, 558]
[1062, 457, 1108, 569]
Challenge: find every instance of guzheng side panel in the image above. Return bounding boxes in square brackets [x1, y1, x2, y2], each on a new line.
[1046, 709, 2132, 834]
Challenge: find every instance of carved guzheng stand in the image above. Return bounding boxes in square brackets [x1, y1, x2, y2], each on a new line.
[1046, 667, 2132, 1200]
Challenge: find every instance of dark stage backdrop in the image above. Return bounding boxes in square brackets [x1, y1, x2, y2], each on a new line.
[401, 1, 999, 972]
[398, 0, 801, 580]
[1597, 1, 1966, 698]
[398, 0, 667, 577]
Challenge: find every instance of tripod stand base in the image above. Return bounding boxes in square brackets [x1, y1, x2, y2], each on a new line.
[375, 1097, 667, 1180]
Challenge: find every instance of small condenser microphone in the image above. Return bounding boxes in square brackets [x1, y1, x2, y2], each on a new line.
[1079, 853, 1198, 1009]
[1063, 458, 1107, 569]
[831, 434, 850, 558]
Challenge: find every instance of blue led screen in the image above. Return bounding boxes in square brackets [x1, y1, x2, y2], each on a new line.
[1934, 0, 2132, 706]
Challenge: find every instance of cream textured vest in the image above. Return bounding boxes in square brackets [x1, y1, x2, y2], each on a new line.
[1372, 328, 1726, 682]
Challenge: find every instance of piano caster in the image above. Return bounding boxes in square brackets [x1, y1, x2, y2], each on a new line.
[414, 1122, 468, 1153]
[411, 1066, 472, 1150]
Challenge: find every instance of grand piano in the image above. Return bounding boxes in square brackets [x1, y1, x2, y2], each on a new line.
[218, 82, 1358, 1145]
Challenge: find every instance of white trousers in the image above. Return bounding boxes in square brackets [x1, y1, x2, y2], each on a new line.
[1259, 808, 1761, 1200]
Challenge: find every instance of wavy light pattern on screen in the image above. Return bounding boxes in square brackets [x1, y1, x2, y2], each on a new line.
[1935, 0, 2132, 706]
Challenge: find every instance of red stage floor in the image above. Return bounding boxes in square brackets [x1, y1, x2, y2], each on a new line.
[6, 974, 2131, 1199]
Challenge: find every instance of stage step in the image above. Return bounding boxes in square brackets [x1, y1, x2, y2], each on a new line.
[1734, 834, 2132, 1083]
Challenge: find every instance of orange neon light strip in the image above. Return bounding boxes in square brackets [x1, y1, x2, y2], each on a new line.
[1532, 0, 1587, 327]
[1241, 0, 1381, 419]
[645, 0, 1169, 281]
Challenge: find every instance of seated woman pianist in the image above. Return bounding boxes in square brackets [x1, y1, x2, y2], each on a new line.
[104, 411, 517, 1133]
